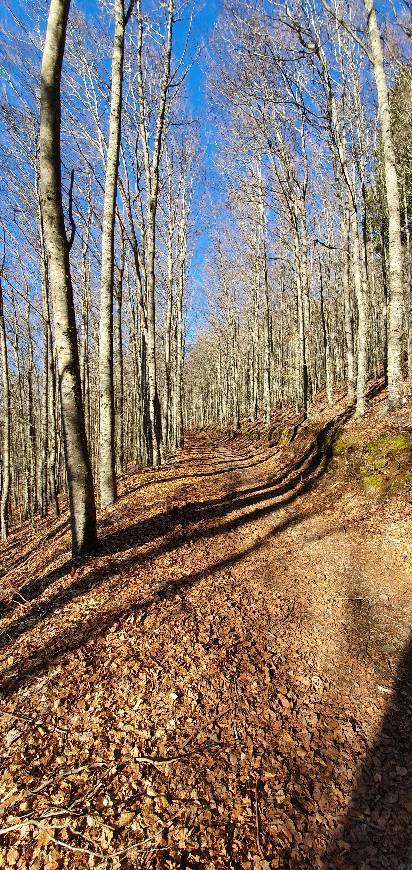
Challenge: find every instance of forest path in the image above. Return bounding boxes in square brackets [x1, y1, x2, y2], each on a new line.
[0, 422, 411, 868]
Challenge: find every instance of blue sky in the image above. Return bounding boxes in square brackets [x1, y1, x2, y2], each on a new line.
[0, 0, 222, 340]
[1, 0, 409, 347]
[185, 0, 220, 109]
[176, 1, 222, 338]
[76, 0, 221, 337]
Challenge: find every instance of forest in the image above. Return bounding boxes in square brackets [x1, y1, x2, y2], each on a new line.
[0, 0, 411, 867]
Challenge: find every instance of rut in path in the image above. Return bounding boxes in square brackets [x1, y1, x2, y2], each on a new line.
[0, 415, 411, 868]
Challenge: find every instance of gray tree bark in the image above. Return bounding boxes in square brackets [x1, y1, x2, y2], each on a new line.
[137, 0, 174, 467]
[0, 269, 10, 541]
[364, 0, 404, 406]
[258, 173, 271, 425]
[114, 233, 125, 472]
[340, 205, 356, 403]
[99, 0, 130, 505]
[39, 0, 97, 556]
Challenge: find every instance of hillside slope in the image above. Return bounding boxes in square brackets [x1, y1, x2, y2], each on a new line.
[0, 384, 411, 868]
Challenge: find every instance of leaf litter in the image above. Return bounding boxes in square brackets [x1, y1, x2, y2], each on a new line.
[0, 389, 411, 868]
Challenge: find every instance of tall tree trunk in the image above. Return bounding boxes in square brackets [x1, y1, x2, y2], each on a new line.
[39, 0, 97, 557]
[293, 225, 309, 417]
[10, 308, 27, 520]
[0, 272, 10, 541]
[341, 207, 356, 402]
[349, 208, 368, 415]
[163, 262, 173, 450]
[38, 182, 49, 517]
[114, 237, 125, 472]
[80, 180, 92, 441]
[318, 41, 366, 412]
[404, 176, 412, 376]
[318, 255, 333, 406]
[146, 236, 162, 465]
[26, 302, 38, 517]
[173, 188, 186, 450]
[259, 174, 271, 425]
[99, 0, 129, 506]
[299, 209, 311, 414]
[48, 336, 60, 515]
[162, 159, 174, 450]
[41, 291, 49, 516]
[137, 0, 174, 467]
[364, 0, 404, 406]
[251, 255, 259, 421]
[231, 315, 240, 432]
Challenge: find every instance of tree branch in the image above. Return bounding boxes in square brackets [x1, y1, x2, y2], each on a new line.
[320, 0, 373, 62]
[67, 168, 76, 251]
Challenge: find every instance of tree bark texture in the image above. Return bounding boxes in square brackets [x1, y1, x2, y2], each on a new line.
[39, 0, 97, 556]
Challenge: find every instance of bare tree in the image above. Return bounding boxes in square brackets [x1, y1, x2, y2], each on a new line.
[364, 0, 405, 407]
[136, 0, 175, 467]
[0, 240, 10, 541]
[39, 0, 97, 556]
[99, 0, 134, 507]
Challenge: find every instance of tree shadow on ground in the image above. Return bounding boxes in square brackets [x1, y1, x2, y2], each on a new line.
[0, 508, 305, 697]
[97, 404, 352, 559]
[0, 519, 70, 580]
[122, 448, 285, 497]
[324, 635, 412, 868]
[123, 382, 384, 498]
[0, 406, 352, 646]
[0, 403, 358, 697]
[121, 412, 307, 498]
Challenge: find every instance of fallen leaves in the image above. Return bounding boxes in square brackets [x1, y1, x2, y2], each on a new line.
[115, 811, 134, 828]
[0, 400, 411, 867]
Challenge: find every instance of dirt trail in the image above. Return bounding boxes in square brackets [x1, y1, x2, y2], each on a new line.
[0, 419, 411, 868]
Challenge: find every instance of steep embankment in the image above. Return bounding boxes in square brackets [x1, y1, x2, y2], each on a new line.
[0, 384, 411, 868]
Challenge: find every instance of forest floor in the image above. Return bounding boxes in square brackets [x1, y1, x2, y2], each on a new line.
[0, 383, 412, 869]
